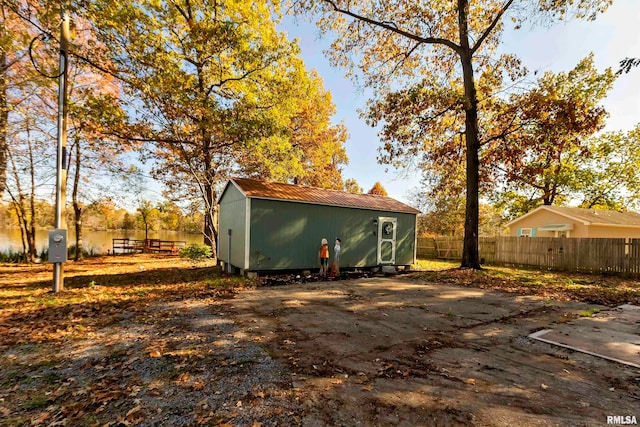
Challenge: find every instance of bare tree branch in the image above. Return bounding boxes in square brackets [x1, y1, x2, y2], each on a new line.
[321, 0, 463, 54]
[471, 0, 515, 55]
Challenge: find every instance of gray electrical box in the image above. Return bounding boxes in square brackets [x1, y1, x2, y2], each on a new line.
[48, 229, 67, 263]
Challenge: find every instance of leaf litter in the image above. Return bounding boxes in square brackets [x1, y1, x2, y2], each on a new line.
[1, 255, 639, 426]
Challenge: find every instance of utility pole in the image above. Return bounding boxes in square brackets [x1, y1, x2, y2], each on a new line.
[52, 10, 70, 293]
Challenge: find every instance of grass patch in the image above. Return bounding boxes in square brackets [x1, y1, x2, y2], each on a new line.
[21, 394, 50, 410]
[425, 264, 640, 306]
[578, 308, 601, 317]
[206, 276, 247, 289]
[124, 289, 148, 297]
[413, 259, 459, 271]
[1, 417, 28, 427]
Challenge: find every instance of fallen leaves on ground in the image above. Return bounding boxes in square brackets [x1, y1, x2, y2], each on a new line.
[0, 254, 271, 427]
[411, 267, 640, 306]
[2, 256, 639, 426]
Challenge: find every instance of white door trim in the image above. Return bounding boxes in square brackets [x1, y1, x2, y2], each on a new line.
[377, 217, 397, 264]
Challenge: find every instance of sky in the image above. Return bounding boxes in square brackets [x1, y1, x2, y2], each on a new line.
[278, 0, 640, 207]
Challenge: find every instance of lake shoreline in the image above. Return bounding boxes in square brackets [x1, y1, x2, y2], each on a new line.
[0, 227, 205, 254]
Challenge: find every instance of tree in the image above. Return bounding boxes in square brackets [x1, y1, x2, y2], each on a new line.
[81, 0, 323, 261]
[618, 57, 640, 74]
[367, 181, 388, 196]
[286, 71, 348, 189]
[0, 2, 9, 198]
[122, 211, 135, 230]
[572, 125, 640, 211]
[5, 113, 53, 262]
[238, 70, 349, 189]
[1, 19, 60, 262]
[136, 200, 159, 241]
[295, 0, 612, 268]
[0, 1, 29, 199]
[344, 178, 362, 194]
[157, 200, 183, 231]
[487, 55, 615, 207]
[84, 198, 120, 230]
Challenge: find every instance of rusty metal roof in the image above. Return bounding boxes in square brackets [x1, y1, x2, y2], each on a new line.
[228, 178, 420, 214]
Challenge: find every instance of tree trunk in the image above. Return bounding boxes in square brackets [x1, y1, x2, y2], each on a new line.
[0, 10, 7, 197]
[203, 182, 218, 261]
[74, 202, 83, 260]
[18, 216, 27, 263]
[29, 185, 36, 261]
[72, 138, 84, 261]
[27, 125, 37, 262]
[0, 54, 7, 198]
[458, 0, 481, 269]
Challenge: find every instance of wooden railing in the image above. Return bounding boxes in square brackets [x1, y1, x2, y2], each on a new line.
[144, 239, 187, 254]
[112, 238, 144, 254]
[112, 238, 187, 255]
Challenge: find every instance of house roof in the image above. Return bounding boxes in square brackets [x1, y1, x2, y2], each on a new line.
[225, 177, 421, 214]
[507, 205, 640, 228]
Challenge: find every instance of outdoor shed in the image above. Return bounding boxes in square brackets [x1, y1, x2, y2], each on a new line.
[506, 205, 640, 238]
[218, 178, 420, 273]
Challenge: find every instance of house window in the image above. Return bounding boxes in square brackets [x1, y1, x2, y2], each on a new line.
[556, 231, 569, 238]
[520, 228, 532, 237]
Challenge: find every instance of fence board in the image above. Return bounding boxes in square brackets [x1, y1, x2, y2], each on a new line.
[416, 237, 437, 258]
[416, 236, 640, 277]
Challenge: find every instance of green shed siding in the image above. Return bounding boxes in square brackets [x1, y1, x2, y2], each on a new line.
[248, 198, 416, 270]
[218, 184, 248, 269]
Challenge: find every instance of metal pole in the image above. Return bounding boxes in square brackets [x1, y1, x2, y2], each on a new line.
[53, 11, 70, 293]
[227, 229, 231, 273]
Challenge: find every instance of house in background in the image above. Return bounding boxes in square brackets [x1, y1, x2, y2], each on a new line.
[506, 205, 640, 238]
[218, 178, 420, 274]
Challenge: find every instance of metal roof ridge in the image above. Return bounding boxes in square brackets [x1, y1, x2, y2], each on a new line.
[229, 177, 421, 213]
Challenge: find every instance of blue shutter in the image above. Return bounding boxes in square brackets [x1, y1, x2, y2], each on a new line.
[517, 228, 521, 237]
[531, 228, 537, 237]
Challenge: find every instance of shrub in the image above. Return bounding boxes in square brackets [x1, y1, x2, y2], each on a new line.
[0, 249, 24, 263]
[179, 243, 212, 261]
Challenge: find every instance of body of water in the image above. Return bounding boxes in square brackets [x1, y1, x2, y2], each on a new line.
[0, 228, 204, 254]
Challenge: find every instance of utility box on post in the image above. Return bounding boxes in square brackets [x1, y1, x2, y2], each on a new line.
[48, 229, 67, 263]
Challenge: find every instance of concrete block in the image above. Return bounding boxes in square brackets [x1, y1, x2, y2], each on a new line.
[381, 265, 397, 274]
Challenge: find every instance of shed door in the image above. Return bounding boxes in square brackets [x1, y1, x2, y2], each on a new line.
[377, 217, 397, 264]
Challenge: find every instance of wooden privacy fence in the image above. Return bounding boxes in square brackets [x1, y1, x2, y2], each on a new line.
[416, 237, 496, 262]
[417, 236, 640, 276]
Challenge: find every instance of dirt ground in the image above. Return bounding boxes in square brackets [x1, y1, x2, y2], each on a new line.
[230, 275, 640, 427]
[1, 256, 639, 426]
